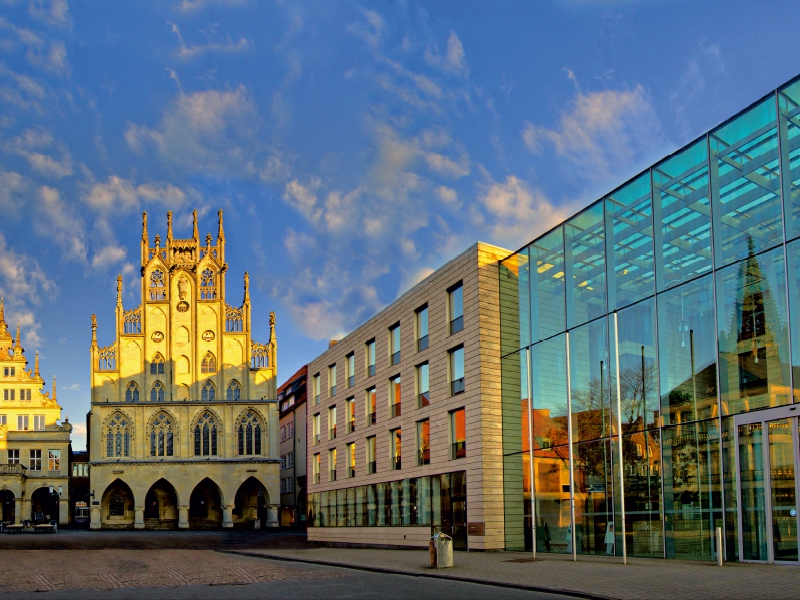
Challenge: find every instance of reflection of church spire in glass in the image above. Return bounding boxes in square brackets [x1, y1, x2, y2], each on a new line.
[737, 236, 767, 343]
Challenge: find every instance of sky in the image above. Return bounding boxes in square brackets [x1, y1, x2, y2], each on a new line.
[2, 0, 800, 450]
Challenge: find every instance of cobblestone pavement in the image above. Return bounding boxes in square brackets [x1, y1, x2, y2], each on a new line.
[0, 549, 345, 593]
[229, 547, 800, 600]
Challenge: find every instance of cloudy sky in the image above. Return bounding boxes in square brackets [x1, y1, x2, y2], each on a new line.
[1, 0, 799, 449]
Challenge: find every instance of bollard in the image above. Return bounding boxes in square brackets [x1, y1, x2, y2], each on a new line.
[716, 527, 723, 566]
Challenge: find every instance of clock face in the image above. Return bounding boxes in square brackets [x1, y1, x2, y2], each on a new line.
[202, 330, 215, 342]
[151, 331, 164, 343]
[176, 301, 190, 313]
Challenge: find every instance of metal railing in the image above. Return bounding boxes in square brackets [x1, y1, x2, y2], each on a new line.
[391, 351, 401, 365]
[368, 460, 376, 474]
[451, 378, 465, 395]
[368, 411, 376, 425]
[329, 426, 337, 440]
[418, 449, 430, 466]
[348, 467, 355, 478]
[418, 392, 430, 407]
[314, 434, 320, 445]
[452, 441, 466, 459]
[391, 402, 401, 418]
[450, 316, 463, 335]
[368, 365, 375, 377]
[418, 335, 429, 351]
[348, 376, 355, 388]
[348, 419, 356, 434]
[392, 456, 402, 470]
[329, 469, 337, 482]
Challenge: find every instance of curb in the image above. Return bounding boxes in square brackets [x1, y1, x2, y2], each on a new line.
[216, 549, 618, 600]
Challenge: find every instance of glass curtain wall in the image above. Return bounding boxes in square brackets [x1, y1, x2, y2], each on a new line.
[499, 75, 800, 561]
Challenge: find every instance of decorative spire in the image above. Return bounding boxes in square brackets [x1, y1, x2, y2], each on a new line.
[269, 311, 276, 345]
[15, 323, 21, 352]
[154, 233, 161, 248]
[167, 210, 173, 241]
[205, 233, 212, 246]
[244, 271, 250, 304]
[34, 351, 40, 378]
[116, 275, 123, 307]
[217, 209, 225, 242]
[91, 314, 97, 347]
[0, 297, 7, 338]
[192, 209, 199, 240]
[142, 211, 149, 244]
[52, 375, 56, 403]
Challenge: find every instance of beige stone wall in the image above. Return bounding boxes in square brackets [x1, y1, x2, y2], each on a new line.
[307, 241, 509, 550]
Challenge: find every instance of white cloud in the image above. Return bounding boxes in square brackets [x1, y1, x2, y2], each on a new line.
[435, 185, 459, 206]
[6, 127, 73, 179]
[6, 308, 43, 347]
[524, 85, 663, 180]
[424, 31, 469, 77]
[35, 186, 87, 262]
[283, 178, 321, 224]
[26, 40, 70, 76]
[347, 8, 383, 48]
[0, 171, 30, 217]
[91, 245, 127, 270]
[28, 0, 72, 30]
[68, 421, 86, 449]
[0, 232, 55, 304]
[168, 20, 250, 59]
[175, 0, 247, 12]
[85, 176, 187, 212]
[425, 151, 469, 179]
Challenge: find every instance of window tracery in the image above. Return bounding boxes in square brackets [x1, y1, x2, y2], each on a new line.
[150, 353, 165, 375]
[193, 411, 218, 456]
[225, 304, 244, 332]
[97, 343, 116, 371]
[251, 341, 269, 369]
[200, 268, 217, 300]
[201, 352, 216, 374]
[202, 380, 216, 402]
[123, 306, 142, 334]
[125, 381, 140, 403]
[149, 412, 175, 457]
[105, 413, 131, 458]
[238, 411, 262, 456]
[151, 380, 165, 403]
[149, 269, 166, 301]
[227, 380, 242, 401]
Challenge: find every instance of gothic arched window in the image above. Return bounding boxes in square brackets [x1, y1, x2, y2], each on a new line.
[201, 352, 216, 374]
[227, 380, 241, 401]
[194, 411, 218, 456]
[125, 381, 140, 403]
[201, 380, 216, 402]
[238, 411, 262, 456]
[149, 412, 174, 457]
[200, 268, 217, 300]
[151, 380, 165, 403]
[105, 413, 131, 458]
[150, 353, 165, 375]
[149, 269, 166, 301]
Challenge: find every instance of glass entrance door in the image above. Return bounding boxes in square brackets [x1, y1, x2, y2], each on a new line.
[734, 406, 800, 563]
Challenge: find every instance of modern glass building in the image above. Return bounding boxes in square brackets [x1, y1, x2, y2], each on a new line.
[500, 75, 800, 564]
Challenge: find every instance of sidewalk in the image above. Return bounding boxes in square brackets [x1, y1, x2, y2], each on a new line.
[224, 547, 800, 600]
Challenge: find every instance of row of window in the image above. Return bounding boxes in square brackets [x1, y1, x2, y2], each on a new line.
[7, 449, 60, 471]
[281, 451, 295, 469]
[280, 421, 295, 441]
[147, 268, 218, 301]
[123, 379, 242, 402]
[2, 367, 15, 377]
[103, 410, 264, 458]
[72, 463, 89, 477]
[312, 408, 466, 483]
[2, 389, 33, 401]
[312, 347, 465, 444]
[0, 414, 45, 431]
[281, 476, 296, 493]
[312, 282, 465, 405]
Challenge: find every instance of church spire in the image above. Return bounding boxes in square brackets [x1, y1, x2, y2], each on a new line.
[192, 209, 199, 241]
[217, 209, 225, 242]
[167, 210, 173, 241]
[142, 211, 149, 244]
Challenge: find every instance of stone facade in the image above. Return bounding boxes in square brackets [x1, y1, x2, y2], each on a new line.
[87, 210, 279, 530]
[278, 365, 307, 528]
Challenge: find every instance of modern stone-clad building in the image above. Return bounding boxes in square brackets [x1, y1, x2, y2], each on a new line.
[277, 365, 307, 528]
[87, 210, 280, 530]
[0, 299, 72, 525]
[305, 242, 510, 550]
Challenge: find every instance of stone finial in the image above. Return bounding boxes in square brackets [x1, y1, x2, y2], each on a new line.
[217, 209, 225, 242]
[15, 323, 21, 351]
[205, 233, 212, 246]
[142, 211, 149, 244]
[116, 274, 123, 307]
[167, 210, 173, 241]
[244, 272, 250, 304]
[91, 314, 97, 347]
[192, 209, 199, 240]
[0, 297, 6, 337]
[269, 311, 276, 345]
[52, 375, 57, 403]
[34, 351, 40, 378]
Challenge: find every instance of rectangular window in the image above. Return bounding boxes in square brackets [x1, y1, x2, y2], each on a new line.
[280, 425, 286, 442]
[366, 339, 376, 377]
[328, 448, 337, 482]
[449, 282, 464, 334]
[329, 364, 337, 397]
[48, 449, 60, 471]
[313, 453, 320, 484]
[33, 415, 45, 431]
[390, 375, 401, 418]
[449, 346, 465, 395]
[288, 451, 294, 468]
[346, 353, 355, 388]
[347, 442, 356, 478]
[417, 419, 430, 466]
[29, 449, 41, 471]
[328, 406, 337, 440]
[366, 436, 376, 474]
[0, 414, 6, 425]
[366, 387, 376, 426]
[313, 413, 320, 445]
[391, 429, 402, 470]
[416, 305, 429, 351]
[21, 389, 31, 401]
[281, 478, 287, 493]
[288, 421, 294, 438]
[7, 449, 19, 465]
[3, 367, 14, 377]
[450, 408, 466, 459]
[313, 373, 320, 405]
[389, 323, 401, 365]
[346, 397, 355, 433]
[4, 389, 15, 401]
[417, 362, 430, 407]
[17, 415, 28, 431]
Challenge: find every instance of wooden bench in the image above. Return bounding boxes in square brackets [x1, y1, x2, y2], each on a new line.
[5, 524, 24, 534]
[34, 524, 55, 533]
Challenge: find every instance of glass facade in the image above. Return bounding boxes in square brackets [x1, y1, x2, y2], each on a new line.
[500, 76, 800, 563]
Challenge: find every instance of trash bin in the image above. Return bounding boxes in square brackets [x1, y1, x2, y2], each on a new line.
[429, 533, 453, 569]
[253, 518, 261, 530]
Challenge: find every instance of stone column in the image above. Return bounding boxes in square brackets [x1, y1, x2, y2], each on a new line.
[267, 504, 279, 528]
[178, 505, 189, 529]
[59, 498, 69, 524]
[134, 506, 145, 529]
[21, 498, 30, 523]
[14, 498, 22, 524]
[222, 504, 233, 528]
[90, 505, 102, 530]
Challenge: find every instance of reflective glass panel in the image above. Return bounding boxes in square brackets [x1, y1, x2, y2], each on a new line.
[606, 172, 655, 310]
[569, 317, 611, 441]
[662, 419, 723, 560]
[499, 249, 530, 354]
[565, 202, 607, 329]
[785, 238, 800, 402]
[529, 227, 566, 342]
[653, 138, 713, 290]
[573, 439, 615, 556]
[779, 81, 800, 241]
[534, 444, 571, 554]
[658, 275, 718, 425]
[716, 246, 791, 415]
[531, 335, 568, 448]
[721, 417, 739, 561]
[769, 419, 798, 561]
[619, 429, 663, 557]
[739, 421, 767, 561]
[710, 97, 782, 266]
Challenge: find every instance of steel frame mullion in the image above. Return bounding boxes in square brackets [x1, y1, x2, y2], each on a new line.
[566, 331, 577, 562]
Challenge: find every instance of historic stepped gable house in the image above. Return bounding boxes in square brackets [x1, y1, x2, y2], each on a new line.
[0, 299, 72, 525]
[88, 209, 280, 530]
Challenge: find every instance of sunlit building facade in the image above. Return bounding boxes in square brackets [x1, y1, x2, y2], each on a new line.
[500, 75, 800, 564]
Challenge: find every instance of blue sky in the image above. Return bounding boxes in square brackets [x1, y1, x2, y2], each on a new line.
[2, 0, 800, 449]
